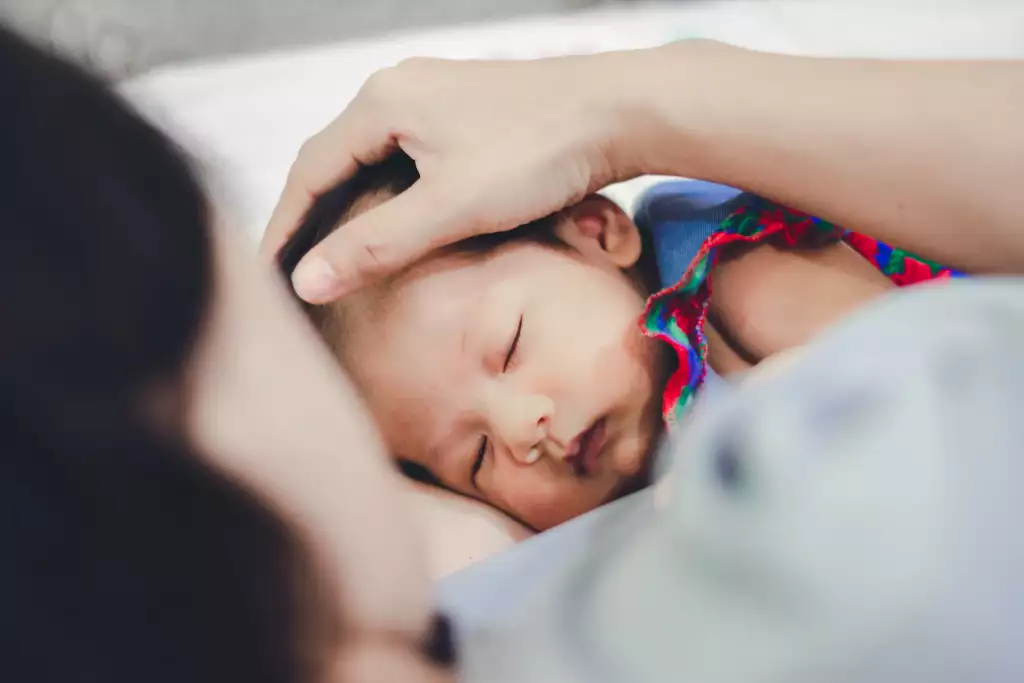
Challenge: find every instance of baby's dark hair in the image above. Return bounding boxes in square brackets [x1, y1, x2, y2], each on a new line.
[278, 150, 562, 322]
[1, 25, 334, 683]
[278, 151, 422, 280]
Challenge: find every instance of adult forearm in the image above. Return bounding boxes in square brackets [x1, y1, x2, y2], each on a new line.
[633, 41, 1024, 273]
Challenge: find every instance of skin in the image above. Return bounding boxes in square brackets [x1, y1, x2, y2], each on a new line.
[323, 182, 896, 533]
[335, 196, 668, 530]
[710, 242, 897, 360]
[404, 480, 534, 577]
[258, 39, 1020, 543]
[316, 181, 899, 533]
[246, 34, 1021, 678]
[187, 224, 450, 682]
[261, 41, 1024, 301]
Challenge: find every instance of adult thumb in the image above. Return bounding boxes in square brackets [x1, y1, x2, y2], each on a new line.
[290, 179, 481, 303]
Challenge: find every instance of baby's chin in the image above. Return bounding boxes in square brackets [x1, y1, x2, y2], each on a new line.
[605, 333, 672, 494]
[606, 454, 656, 504]
[606, 420, 663, 501]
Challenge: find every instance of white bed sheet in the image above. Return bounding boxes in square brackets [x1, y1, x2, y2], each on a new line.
[122, 0, 1024, 243]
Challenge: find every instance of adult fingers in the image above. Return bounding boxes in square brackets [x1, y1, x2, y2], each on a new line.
[290, 178, 484, 303]
[259, 102, 395, 259]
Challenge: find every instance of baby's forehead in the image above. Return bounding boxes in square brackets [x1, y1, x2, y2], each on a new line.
[332, 189, 559, 350]
[340, 189, 489, 299]
[336, 249, 490, 435]
[349, 247, 490, 329]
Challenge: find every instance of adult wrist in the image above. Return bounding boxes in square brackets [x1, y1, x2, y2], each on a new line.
[603, 39, 749, 183]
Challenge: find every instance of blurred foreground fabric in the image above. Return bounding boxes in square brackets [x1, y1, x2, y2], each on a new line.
[458, 277, 1024, 683]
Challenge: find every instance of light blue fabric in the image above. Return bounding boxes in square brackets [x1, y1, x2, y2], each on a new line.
[435, 489, 651, 631]
[460, 278, 1024, 683]
[633, 179, 744, 291]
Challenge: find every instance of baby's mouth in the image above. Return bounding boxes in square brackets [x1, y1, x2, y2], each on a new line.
[565, 418, 608, 478]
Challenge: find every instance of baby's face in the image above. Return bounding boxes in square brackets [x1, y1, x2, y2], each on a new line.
[338, 198, 667, 529]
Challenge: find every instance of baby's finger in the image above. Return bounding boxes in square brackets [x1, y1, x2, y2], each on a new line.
[260, 104, 394, 259]
[290, 179, 481, 303]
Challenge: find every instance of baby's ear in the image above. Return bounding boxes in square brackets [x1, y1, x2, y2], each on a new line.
[556, 195, 642, 269]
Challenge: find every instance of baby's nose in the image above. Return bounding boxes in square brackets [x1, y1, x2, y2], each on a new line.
[519, 444, 543, 466]
[509, 414, 550, 466]
[492, 391, 553, 465]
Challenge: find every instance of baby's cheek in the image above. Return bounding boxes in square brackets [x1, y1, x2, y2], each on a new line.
[496, 470, 607, 530]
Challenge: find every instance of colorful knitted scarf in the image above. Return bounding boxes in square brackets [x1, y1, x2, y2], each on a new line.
[641, 195, 965, 426]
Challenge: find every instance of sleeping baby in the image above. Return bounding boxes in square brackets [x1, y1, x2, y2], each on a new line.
[279, 151, 959, 532]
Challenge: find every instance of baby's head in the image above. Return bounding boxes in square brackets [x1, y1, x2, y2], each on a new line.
[282, 153, 668, 530]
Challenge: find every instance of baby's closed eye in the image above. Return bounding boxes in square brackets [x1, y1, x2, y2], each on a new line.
[502, 314, 523, 371]
[471, 313, 525, 487]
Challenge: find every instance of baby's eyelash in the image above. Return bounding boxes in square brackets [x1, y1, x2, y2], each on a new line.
[472, 315, 522, 487]
[503, 315, 523, 371]
[470, 436, 487, 488]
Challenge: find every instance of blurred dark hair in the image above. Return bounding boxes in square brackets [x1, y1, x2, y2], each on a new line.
[0, 25, 329, 683]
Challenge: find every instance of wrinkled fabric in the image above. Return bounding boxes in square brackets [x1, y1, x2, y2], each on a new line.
[640, 191, 963, 425]
[460, 277, 1024, 683]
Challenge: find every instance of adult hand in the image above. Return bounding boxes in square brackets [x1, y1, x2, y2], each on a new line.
[265, 41, 1024, 302]
[261, 48, 665, 303]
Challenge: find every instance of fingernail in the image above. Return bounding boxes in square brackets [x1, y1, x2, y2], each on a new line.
[524, 447, 540, 465]
[292, 258, 340, 303]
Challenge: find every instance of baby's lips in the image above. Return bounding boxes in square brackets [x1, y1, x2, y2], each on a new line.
[563, 426, 594, 477]
[564, 432, 583, 459]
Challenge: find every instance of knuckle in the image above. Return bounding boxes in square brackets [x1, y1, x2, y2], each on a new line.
[423, 175, 477, 223]
[395, 56, 434, 71]
[447, 174, 490, 224]
[361, 57, 437, 102]
[289, 135, 322, 182]
[360, 65, 403, 101]
[351, 236, 397, 277]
